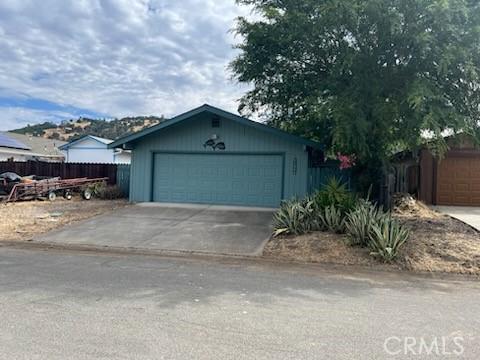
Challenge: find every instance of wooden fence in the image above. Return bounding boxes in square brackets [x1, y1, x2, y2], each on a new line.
[307, 162, 352, 194]
[0, 161, 128, 188]
[116, 164, 130, 196]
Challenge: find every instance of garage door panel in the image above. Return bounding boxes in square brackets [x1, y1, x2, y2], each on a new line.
[437, 156, 480, 205]
[438, 183, 452, 192]
[153, 153, 283, 207]
[437, 196, 451, 204]
[472, 196, 480, 203]
[454, 183, 469, 192]
[472, 169, 480, 176]
[454, 195, 470, 204]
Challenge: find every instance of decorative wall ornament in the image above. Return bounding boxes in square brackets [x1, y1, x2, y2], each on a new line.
[213, 142, 225, 150]
[203, 137, 226, 151]
[203, 139, 215, 148]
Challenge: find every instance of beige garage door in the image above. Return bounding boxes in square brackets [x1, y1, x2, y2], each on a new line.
[436, 156, 480, 205]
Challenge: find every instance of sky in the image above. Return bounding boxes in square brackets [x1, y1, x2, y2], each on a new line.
[0, 0, 253, 130]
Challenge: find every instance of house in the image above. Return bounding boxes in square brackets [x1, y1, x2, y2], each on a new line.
[0, 132, 65, 162]
[109, 104, 323, 207]
[393, 134, 480, 206]
[59, 135, 131, 164]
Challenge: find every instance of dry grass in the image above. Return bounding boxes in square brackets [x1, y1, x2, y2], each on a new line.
[0, 198, 128, 241]
[263, 232, 395, 270]
[397, 214, 480, 274]
[264, 196, 480, 275]
[393, 194, 480, 274]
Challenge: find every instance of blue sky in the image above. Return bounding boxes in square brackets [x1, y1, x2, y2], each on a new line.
[0, 0, 252, 130]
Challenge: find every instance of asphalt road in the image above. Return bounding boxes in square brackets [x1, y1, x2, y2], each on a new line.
[0, 247, 479, 359]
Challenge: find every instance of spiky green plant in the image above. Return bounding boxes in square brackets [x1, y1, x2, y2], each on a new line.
[319, 204, 345, 233]
[368, 215, 410, 262]
[312, 177, 356, 215]
[272, 199, 316, 237]
[344, 200, 383, 246]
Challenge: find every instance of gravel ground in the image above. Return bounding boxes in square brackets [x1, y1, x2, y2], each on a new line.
[0, 198, 128, 241]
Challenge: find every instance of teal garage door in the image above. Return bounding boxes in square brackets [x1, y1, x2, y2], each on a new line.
[152, 153, 283, 207]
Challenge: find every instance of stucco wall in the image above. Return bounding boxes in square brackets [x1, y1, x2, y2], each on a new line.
[114, 151, 131, 164]
[129, 112, 309, 203]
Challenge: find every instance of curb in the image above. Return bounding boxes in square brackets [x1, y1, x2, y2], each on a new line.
[1, 240, 479, 283]
[0, 240, 259, 262]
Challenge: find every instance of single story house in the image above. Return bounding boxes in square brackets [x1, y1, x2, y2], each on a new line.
[109, 104, 323, 207]
[60, 135, 131, 164]
[393, 134, 480, 206]
[0, 132, 65, 162]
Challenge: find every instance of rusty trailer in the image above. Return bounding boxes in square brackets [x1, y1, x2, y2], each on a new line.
[2, 177, 108, 203]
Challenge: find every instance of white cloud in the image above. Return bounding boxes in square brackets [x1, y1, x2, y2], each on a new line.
[0, 0, 252, 129]
[0, 107, 81, 131]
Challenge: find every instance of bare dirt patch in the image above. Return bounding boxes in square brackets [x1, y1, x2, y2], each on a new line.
[263, 232, 394, 270]
[397, 214, 480, 274]
[264, 196, 480, 275]
[0, 198, 128, 241]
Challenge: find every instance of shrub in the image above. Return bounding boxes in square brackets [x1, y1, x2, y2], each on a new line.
[344, 200, 383, 246]
[368, 214, 410, 262]
[89, 184, 125, 200]
[319, 204, 345, 233]
[312, 177, 356, 215]
[272, 198, 316, 237]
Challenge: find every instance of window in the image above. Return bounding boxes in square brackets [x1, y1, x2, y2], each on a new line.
[212, 116, 220, 128]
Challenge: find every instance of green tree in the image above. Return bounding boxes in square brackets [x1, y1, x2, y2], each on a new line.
[231, 0, 480, 187]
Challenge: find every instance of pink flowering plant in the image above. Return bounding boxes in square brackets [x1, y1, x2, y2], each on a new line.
[337, 153, 356, 170]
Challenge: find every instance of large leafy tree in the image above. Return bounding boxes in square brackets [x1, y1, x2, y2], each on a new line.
[231, 0, 480, 167]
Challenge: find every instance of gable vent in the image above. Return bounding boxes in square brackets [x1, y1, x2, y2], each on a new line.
[211, 116, 220, 128]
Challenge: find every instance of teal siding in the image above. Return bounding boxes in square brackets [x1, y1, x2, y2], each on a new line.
[129, 112, 309, 205]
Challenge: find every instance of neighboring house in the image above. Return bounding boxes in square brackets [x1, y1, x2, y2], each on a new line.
[0, 132, 65, 162]
[60, 135, 131, 164]
[109, 104, 323, 207]
[393, 134, 480, 206]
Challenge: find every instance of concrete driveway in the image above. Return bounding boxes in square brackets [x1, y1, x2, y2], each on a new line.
[434, 206, 480, 231]
[36, 203, 275, 256]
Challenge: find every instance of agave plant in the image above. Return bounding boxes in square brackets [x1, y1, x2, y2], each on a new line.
[368, 214, 410, 262]
[272, 199, 316, 237]
[311, 177, 356, 215]
[344, 200, 383, 246]
[319, 204, 345, 233]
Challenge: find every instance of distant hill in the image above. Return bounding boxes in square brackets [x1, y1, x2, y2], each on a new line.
[11, 116, 164, 141]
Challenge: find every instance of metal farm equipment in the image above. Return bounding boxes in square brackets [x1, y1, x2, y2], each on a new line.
[2, 177, 108, 203]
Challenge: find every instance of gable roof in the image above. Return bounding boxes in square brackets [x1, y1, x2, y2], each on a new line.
[88, 135, 114, 145]
[108, 104, 323, 149]
[59, 135, 113, 150]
